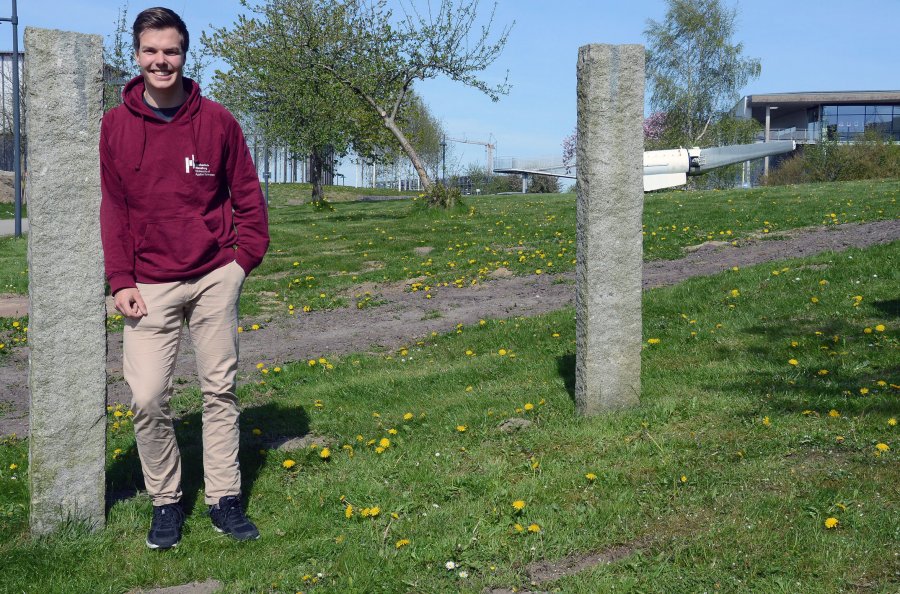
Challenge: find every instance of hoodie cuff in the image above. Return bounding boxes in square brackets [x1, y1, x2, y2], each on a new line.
[234, 252, 255, 277]
[108, 273, 137, 296]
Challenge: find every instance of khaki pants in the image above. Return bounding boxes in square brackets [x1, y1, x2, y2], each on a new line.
[124, 260, 246, 506]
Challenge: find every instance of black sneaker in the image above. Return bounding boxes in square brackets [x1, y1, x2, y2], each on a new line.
[209, 495, 260, 541]
[146, 503, 185, 550]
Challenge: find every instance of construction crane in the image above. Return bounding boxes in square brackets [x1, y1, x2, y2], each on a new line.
[443, 134, 496, 173]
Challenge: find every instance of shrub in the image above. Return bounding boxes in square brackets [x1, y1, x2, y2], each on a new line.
[424, 183, 463, 208]
[766, 131, 900, 185]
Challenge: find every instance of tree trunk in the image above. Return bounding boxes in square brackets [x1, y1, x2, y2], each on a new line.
[310, 149, 325, 204]
[382, 115, 433, 191]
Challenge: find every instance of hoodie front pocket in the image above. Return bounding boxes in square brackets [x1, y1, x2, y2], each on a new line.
[136, 217, 220, 272]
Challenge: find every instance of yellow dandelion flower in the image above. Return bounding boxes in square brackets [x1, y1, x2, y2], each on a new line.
[388, 428, 398, 435]
[788, 359, 798, 366]
[498, 348, 507, 356]
[345, 505, 353, 518]
[379, 437, 391, 448]
[829, 409, 840, 418]
[859, 387, 869, 395]
[864, 327, 873, 334]
[680, 475, 688, 483]
[320, 448, 331, 460]
[810, 296, 819, 303]
[647, 338, 661, 345]
[282, 459, 296, 469]
[875, 443, 889, 452]
[375, 446, 385, 454]
[762, 416, 771, 426]
[456, 425, 467, 432]
[874, 324, 885, 332]
[465, 385, 473, 392]
[528, 523, 541, 533]
[251, 324, 260, 331]
[403, 412, 414, 421]
[512, 500, 526, 511]
[730, 289, 740, 298]
[308, 359, 317, 366]
[523, 403, 534, 411]
[368, 507, 380, 517]
[585, 473, 597, 481]
[818, 369, 829, 376]
[513, 523, 524, 532]
[835, 435, 845, 443]
[888, 418, 897, 426]
[824, 517, 839, 529]
[256, 362, 265, 369]
[395, 538, 410, 549]
[10, 463, 18, 470]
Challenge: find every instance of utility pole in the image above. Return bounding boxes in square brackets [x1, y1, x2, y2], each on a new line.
[1, 0, 21, 237]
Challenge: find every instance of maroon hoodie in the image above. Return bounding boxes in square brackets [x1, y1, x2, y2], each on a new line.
[100, 76, 269, 295]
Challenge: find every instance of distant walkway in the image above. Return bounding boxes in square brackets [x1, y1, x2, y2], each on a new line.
[0, 218, 28, 237]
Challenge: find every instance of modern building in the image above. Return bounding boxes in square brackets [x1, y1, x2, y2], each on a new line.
[733, 91, 900, 143]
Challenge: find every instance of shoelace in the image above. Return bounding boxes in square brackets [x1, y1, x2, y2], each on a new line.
[221, 498, 246, 524]
[153, 506, 181, 529]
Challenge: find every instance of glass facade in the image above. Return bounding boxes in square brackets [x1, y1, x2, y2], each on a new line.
[820, 104, 900, 141]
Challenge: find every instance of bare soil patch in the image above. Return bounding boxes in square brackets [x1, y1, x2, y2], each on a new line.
[1, 219, 897, 437]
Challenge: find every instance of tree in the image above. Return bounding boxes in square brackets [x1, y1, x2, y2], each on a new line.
[218, 0, 511, 199]
[205, 11, 392, 204]
[103, 3, 137, 112]
[644, 0, 760, 148]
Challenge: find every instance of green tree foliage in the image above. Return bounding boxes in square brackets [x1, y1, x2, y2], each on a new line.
[645, 0, 760, 148]
[212, 0, 511, 200]
[205, 10, 392, 205]
[527, 174, 560, 194]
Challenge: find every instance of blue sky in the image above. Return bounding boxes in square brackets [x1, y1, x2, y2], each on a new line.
[10, 0, 899, 175]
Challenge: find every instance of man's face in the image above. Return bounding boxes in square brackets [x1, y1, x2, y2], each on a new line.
[135, 27, 185, 94]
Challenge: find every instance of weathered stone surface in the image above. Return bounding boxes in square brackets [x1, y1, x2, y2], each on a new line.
[25, 28, 106, 534]
[575, 44, 645, 414]
[128, 580, 223, 594]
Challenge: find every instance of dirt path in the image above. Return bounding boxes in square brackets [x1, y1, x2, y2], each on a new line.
[2, 219, 898, 437]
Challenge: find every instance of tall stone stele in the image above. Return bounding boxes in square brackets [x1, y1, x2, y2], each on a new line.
[25, 28, 107, 534]
[575, 44, 645, 415]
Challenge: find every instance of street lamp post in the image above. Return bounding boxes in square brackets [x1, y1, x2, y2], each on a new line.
[0, 0, 21, 237]
[764, 105, 779, 179]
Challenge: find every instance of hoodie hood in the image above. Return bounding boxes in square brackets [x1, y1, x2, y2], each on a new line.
[121, 75, 203, 171]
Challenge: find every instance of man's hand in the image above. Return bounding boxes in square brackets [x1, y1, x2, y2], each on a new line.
[114, 287, 148, 319]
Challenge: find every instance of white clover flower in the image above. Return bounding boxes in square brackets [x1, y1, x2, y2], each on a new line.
[445, 561, 457, 570]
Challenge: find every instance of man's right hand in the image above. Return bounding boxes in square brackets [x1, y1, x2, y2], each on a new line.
[114, 287, 148, 319]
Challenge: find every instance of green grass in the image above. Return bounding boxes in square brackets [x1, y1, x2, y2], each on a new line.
[0, 237, 897, 593]
[0, 179, 897, 314]
[0, 202, 26, 219]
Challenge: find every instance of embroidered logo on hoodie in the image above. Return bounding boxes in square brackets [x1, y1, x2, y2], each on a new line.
[185, 154, 214, 177]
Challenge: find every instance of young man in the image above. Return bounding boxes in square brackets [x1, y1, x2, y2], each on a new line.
[100, 7, 269, 549]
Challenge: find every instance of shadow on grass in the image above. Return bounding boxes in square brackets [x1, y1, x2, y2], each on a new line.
[106, 402, 310, 516]
[872, 298, 899, 319]
[710, 314, 898, 416]
[557, 353, 576, 403]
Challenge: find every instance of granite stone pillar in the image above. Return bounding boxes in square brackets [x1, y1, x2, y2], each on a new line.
[575, 44, 645, 415]
[25, 28, 106, 534]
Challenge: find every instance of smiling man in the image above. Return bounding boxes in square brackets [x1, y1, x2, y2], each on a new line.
[99, 6, 269, 549]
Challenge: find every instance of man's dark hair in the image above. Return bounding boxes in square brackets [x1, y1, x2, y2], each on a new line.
[132, 7, 189, 54]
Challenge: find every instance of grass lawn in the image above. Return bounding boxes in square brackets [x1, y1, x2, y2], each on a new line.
[0, 224, 897, 592]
